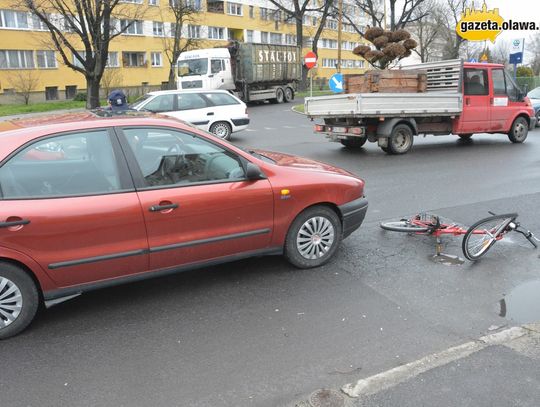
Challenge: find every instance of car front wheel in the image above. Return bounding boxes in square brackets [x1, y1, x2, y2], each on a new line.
[0, 262, 39, 340]
[284, 206, 342, 268]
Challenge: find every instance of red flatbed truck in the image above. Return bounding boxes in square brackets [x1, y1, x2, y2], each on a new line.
[305, 60, 536, 154]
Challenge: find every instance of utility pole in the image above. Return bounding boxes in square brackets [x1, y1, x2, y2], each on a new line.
[383, 0, 387, 29]
[337, 0, 343, 72]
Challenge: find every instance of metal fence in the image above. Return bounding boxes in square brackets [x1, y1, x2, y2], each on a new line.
[516, 77, 540, 91]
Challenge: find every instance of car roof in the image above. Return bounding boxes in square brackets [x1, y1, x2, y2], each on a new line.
[0, 110, 197, 160]
[146, 89, 234, 96]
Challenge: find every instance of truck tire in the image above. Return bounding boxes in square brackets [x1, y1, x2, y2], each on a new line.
[0, 262, 40, 339]
[271, 88, 285, 104]
[340, 136, 367, 148]
[209, 121, 232, 140]
[458, 134, 473, 139]
[284, 87, 294, 103]
[387, 124, 414, 155]
[508, 116, 528, 143]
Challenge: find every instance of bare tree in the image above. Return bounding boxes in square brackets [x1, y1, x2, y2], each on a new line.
[9, 70, 40, 105]
[266, 0, 331, 89]
[161, 0, 201, 89]
[436, 0, 471, 59]
[492, 39, 510, 66]
[22, 0, 147, 109]
[100, 67, 123, 98]
[409, 0, 440, 62]
[528, 33, 540, 75]
[351, 0, 428, 31]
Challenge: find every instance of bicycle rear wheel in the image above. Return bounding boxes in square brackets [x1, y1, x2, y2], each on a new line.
[380, 219, 430, 233]
[462, 213, 517, 261]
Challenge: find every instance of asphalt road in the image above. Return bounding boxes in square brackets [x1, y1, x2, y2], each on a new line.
[1, 100, 540, 407]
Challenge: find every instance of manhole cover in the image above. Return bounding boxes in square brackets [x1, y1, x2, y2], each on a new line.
[309, 389, 344, 407]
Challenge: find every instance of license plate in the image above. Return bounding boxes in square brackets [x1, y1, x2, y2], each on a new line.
[331, 126, 347, 133]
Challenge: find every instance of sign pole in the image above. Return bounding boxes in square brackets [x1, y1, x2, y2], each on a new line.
[310, 69, 313, 98]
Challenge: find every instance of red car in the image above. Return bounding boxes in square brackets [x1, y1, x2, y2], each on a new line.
[0, 112, 367, 339]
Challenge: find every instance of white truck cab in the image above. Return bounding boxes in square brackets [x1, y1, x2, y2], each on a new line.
[177, 48, 235, 92]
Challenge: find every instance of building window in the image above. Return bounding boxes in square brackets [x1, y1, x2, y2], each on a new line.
[227, 2, 242, 16]
[325, 19, 338, 30]
[269, 33, 282, 45]
[120, 0, 143, 3]
[0, 50, 34, 69]
[153, 21, 164, 36]
[261, 31, 268, 43]
[122, 51, 146, 67]
[65, 85, 77, 99]
[246, 30, 253, 43]
[285, 34, 296, 45]
[207, 0, 224, 13]
[106, 52, 119, 67]
[185, 0, 202, 9]
[31, 14, 48, 30]
[36, 50, 56, 68]
[149, 0, 159, 5]
[208, 26, 224, 40]
[120, 19, 143, 35]
[151, 52, 162, 67]
[260, 7, 269, 20]
[249, 5, 254, 18]
[0, 10, 29, 29]
[45, 86, 59, 100]
[188, 24, 201, 38]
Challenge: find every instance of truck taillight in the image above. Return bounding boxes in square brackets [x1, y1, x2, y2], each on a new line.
[350, 127, 363, 135]
[314, 124, 325, 132]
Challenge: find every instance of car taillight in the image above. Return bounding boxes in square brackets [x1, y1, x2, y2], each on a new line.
[245, 107, 248, 114]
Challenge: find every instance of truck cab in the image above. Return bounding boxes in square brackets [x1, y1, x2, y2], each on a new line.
[177, 48, 235, 92]
[456, 62, 533, 135]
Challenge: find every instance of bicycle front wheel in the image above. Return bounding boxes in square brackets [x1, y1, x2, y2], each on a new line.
[462, 213, 517, 261]
[380, 220, 430, 233]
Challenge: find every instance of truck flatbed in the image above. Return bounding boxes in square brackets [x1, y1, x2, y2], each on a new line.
[305, 92, 463, 118]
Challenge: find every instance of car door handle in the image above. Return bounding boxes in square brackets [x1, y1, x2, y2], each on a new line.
[149, 203, 179, 212]
[465, 97, 470, 106]
[0, 219, 30, 228]
[207, 112, 214, 116]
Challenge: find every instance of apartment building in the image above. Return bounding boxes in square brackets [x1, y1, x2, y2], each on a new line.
[0, 0, 369, 102]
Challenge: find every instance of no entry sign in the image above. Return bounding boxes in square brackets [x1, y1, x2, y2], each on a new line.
[304, 51, 317, 69]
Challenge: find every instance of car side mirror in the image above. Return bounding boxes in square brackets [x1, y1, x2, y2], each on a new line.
[246, 163, 266, 180]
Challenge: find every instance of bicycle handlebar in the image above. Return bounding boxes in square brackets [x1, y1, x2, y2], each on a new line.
[515, 228, 539, 248]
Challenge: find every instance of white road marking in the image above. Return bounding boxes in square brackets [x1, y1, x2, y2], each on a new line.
[342, 326, 528, 398]
[282, 125, 296, 128]
[244, 128, 257, 132]
[263, 127, 276, 130]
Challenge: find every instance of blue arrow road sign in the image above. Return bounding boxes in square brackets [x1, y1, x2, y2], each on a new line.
[329, 73, 344, 93]
[469, 58, 477, 63]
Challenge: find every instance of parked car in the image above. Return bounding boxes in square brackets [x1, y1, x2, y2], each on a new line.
[0, 112, 367, 339]
[527, 86, 540, 126]
[130, 89, 249, 139]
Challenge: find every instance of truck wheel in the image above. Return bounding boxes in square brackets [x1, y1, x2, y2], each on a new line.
[340, 136, 367, 148]
[387, 124, 414, 154]
[284, 205, 342, 269]
[508, 116, 528, 143]
[209, 121, 232, 140]
[458, 134, 473, 139]
[0, 262, 39, 340]
[284, 87, 294, 103]
[271, 88, 285, 104]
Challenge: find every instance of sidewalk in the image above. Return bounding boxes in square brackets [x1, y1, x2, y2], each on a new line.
[295, 324, 540, 407]
[0, 108, 86, 122]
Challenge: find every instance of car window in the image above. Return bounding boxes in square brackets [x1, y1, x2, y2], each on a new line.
[492, 69, 506, 95]
[204, 92, 240, 106]
[177, 93, 208, 110]
[528, 87, 540, 99]
[123, 127, 246, 188]
[210, 59, 223, 74]
[0, 130, 122, 199]
[143, 95, 175, 112]
[464, 68, 488, 96]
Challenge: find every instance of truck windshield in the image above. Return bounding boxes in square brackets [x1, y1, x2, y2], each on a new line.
[178, 58, 208, 77]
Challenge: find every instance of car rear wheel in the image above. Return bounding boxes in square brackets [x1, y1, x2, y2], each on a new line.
[0, 262, 39, 340]
[535, 110, 540, 127]
[209, 121, 232, 140]
[284, 87, 294, 103]
[284, 206, 342, 268]
[387, 124, 414, 154]
[508, 116, 528, 143]
[272, 88, 285, 104]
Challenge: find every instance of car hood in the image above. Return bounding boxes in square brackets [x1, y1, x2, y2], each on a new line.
[254, 149, 358, 177]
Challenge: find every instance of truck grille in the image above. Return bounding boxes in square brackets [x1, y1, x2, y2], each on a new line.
[181, 80, 203, 89]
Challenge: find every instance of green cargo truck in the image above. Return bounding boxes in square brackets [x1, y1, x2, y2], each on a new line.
[177, 42, 301, 103]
